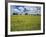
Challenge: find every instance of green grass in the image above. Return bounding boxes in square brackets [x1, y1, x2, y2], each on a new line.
[11, 15, 41, 31]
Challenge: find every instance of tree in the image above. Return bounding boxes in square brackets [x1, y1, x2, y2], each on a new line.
[25, 13, 28, 15]
[37, 14, 40, 16]
[13, 13, 18, 15]
[13, 13, 16, 15]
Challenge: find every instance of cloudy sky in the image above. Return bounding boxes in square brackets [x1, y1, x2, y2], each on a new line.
[10, 5, 41, 14]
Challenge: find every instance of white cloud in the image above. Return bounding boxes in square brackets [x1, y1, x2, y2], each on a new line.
[12, 6, 40, 14]
[18, 7, 24, 12]
[14, 9, 20, 13]
[24, 6, 31, 10]
[24, 6, 37, 11]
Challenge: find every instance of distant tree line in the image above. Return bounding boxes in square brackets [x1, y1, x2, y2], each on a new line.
[12, 12, 41, 16]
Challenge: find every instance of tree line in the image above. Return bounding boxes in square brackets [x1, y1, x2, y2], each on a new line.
[12, 12, 40, 16]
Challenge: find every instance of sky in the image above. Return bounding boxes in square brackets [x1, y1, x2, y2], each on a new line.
[10, 5, 41, 14]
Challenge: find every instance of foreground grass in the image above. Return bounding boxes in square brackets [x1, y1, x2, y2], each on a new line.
[11, 15, 41, 31]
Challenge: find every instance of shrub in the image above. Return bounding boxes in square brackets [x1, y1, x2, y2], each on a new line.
[13, 13, 18, 15]
[25, 13, 28, 15]
[37, 14, 41, 16]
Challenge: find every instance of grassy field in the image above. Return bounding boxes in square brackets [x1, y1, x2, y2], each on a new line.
[11, 15, 41, 31]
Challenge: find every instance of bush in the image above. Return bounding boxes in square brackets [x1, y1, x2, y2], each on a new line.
[13, 13, 15, 15]
[13, 13, 18, 15]
[37, 14, 41, 16]
[25, 13, 28, 15]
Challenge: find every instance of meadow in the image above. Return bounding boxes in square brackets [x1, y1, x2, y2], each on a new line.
[11, 15, 41, 31]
